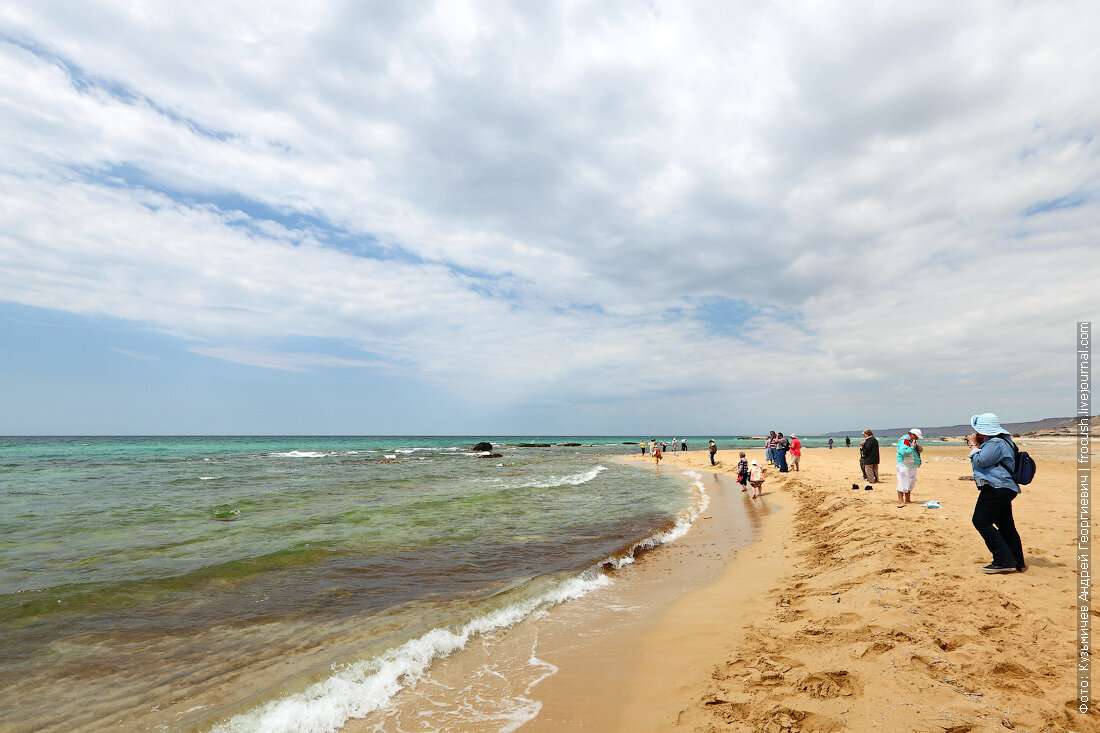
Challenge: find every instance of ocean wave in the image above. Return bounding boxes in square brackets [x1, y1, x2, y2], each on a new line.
[269, 451, 331, 458]
[514, 465, 607, 490]
[602, 469, 709, 569]
[211, 573, 610, 733]
[198, 476, 221, 481]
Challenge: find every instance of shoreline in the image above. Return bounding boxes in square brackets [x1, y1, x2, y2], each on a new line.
[337, 454, 762, 731]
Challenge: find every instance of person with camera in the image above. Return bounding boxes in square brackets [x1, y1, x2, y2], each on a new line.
[966, 413, 1025, 574]
[895, 428, 923, 507]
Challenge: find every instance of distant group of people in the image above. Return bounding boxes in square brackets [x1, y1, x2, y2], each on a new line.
[641, 438, 688, 465]
[639, 413, 1028, 576]
[763, 431, 800, 473]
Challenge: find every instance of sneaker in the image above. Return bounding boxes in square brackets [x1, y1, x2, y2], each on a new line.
[981, 564, 1017, 574]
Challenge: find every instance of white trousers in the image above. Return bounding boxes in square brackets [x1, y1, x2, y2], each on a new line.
[896, 464, 918, 493]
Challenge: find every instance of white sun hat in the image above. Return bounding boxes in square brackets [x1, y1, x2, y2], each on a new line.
[908, 428, 923, 439]
[971, 413, 1008, 436]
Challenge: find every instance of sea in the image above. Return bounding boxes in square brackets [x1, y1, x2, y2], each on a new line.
[0, 434, 844, 732]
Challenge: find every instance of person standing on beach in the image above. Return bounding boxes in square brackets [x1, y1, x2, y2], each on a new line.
[765, 432, 777, 465]
[789, 435, 801, 471]
[681, 438, 687, 452]
[845, 436, 851, 448]
[653, 446, 662, 466]
[660, 440, 666, 454]
[640, 440, 646, 456]
[895, 428, 923, 507]
[736, 451, 749, 490]
[860, 430, 880, 483]
[708, 439, 718, 466]
[828, 438, 834, 450]
[774, 432, 790, 472]
[966, 413, 1025, 573]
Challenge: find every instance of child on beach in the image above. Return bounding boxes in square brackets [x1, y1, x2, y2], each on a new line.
[748, 460, 765, 498]
[736, 452, 749, 491]
[653, 447, 662, 465]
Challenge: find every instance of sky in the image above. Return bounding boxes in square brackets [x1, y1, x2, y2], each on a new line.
[1, 1, 1097, 435]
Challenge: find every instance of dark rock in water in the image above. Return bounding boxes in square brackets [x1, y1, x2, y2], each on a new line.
[515, 443, 552, 448]
[472, 442, 493, 452]
[479, 453, 503, 458]
[621, 442, 635, 445]
[556, 443, 582, 447]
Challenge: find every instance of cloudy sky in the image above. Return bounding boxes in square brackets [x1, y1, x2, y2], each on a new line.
[1, 1, 1097, 435]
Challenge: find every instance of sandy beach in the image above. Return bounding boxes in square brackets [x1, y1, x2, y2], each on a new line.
[600, 441, 1094, 732]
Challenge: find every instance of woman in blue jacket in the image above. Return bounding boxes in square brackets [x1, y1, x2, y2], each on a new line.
[966, 413, 1025, 574]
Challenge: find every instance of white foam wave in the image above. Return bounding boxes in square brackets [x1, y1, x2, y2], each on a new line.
[516, 465, 607, 490]
[382, 454, 397, 459]
[198, 476, 221, 481]
[212, 574, 610, 733]
[603, 469, 709, 569]
[270, 451, 330, 458]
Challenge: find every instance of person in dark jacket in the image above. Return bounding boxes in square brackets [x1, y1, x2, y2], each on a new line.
[859, 429, 880, 483]
[774, 432, 790, 472]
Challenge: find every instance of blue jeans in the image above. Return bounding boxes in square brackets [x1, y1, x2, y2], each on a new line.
[972, 486, 1024, 568]
[775, 449, 788, 472]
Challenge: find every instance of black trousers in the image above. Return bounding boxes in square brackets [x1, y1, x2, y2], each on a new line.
[972, 486, 1024, 568]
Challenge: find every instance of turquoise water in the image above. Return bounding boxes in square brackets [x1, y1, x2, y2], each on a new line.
[0, 434, 869, 731]
[0, 435, 717, 732]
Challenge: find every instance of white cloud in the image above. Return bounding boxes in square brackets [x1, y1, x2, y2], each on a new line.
[1, 0, 1098, 428]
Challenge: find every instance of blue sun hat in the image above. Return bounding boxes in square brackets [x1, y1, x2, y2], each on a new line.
[971, 412, 1008, 436]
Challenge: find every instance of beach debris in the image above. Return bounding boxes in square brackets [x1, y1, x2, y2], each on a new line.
[958, 475, 973, 480]
[924, 501, 942, 509]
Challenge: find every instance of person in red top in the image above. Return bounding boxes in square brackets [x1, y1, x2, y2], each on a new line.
[789, 435, 802, 471]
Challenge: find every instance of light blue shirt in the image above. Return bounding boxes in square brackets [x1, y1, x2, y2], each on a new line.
[969, 436, 1020, 493]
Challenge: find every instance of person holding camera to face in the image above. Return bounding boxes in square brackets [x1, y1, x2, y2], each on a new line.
[895, 428, 923, 507]
[966, 413, 1025, 574]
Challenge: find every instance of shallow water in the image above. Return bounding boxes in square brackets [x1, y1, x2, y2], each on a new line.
[0, 436, 706, 731]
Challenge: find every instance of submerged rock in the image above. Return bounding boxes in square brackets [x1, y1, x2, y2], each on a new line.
[471, 441, 493, 452]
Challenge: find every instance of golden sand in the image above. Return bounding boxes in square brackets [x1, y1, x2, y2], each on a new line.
[606, 442, 1094, 732]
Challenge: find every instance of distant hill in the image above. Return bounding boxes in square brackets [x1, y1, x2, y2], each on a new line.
[822, 415, 1095, 438]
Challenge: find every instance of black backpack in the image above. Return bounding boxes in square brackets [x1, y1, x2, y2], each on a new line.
[996, 435, 1037, 485]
